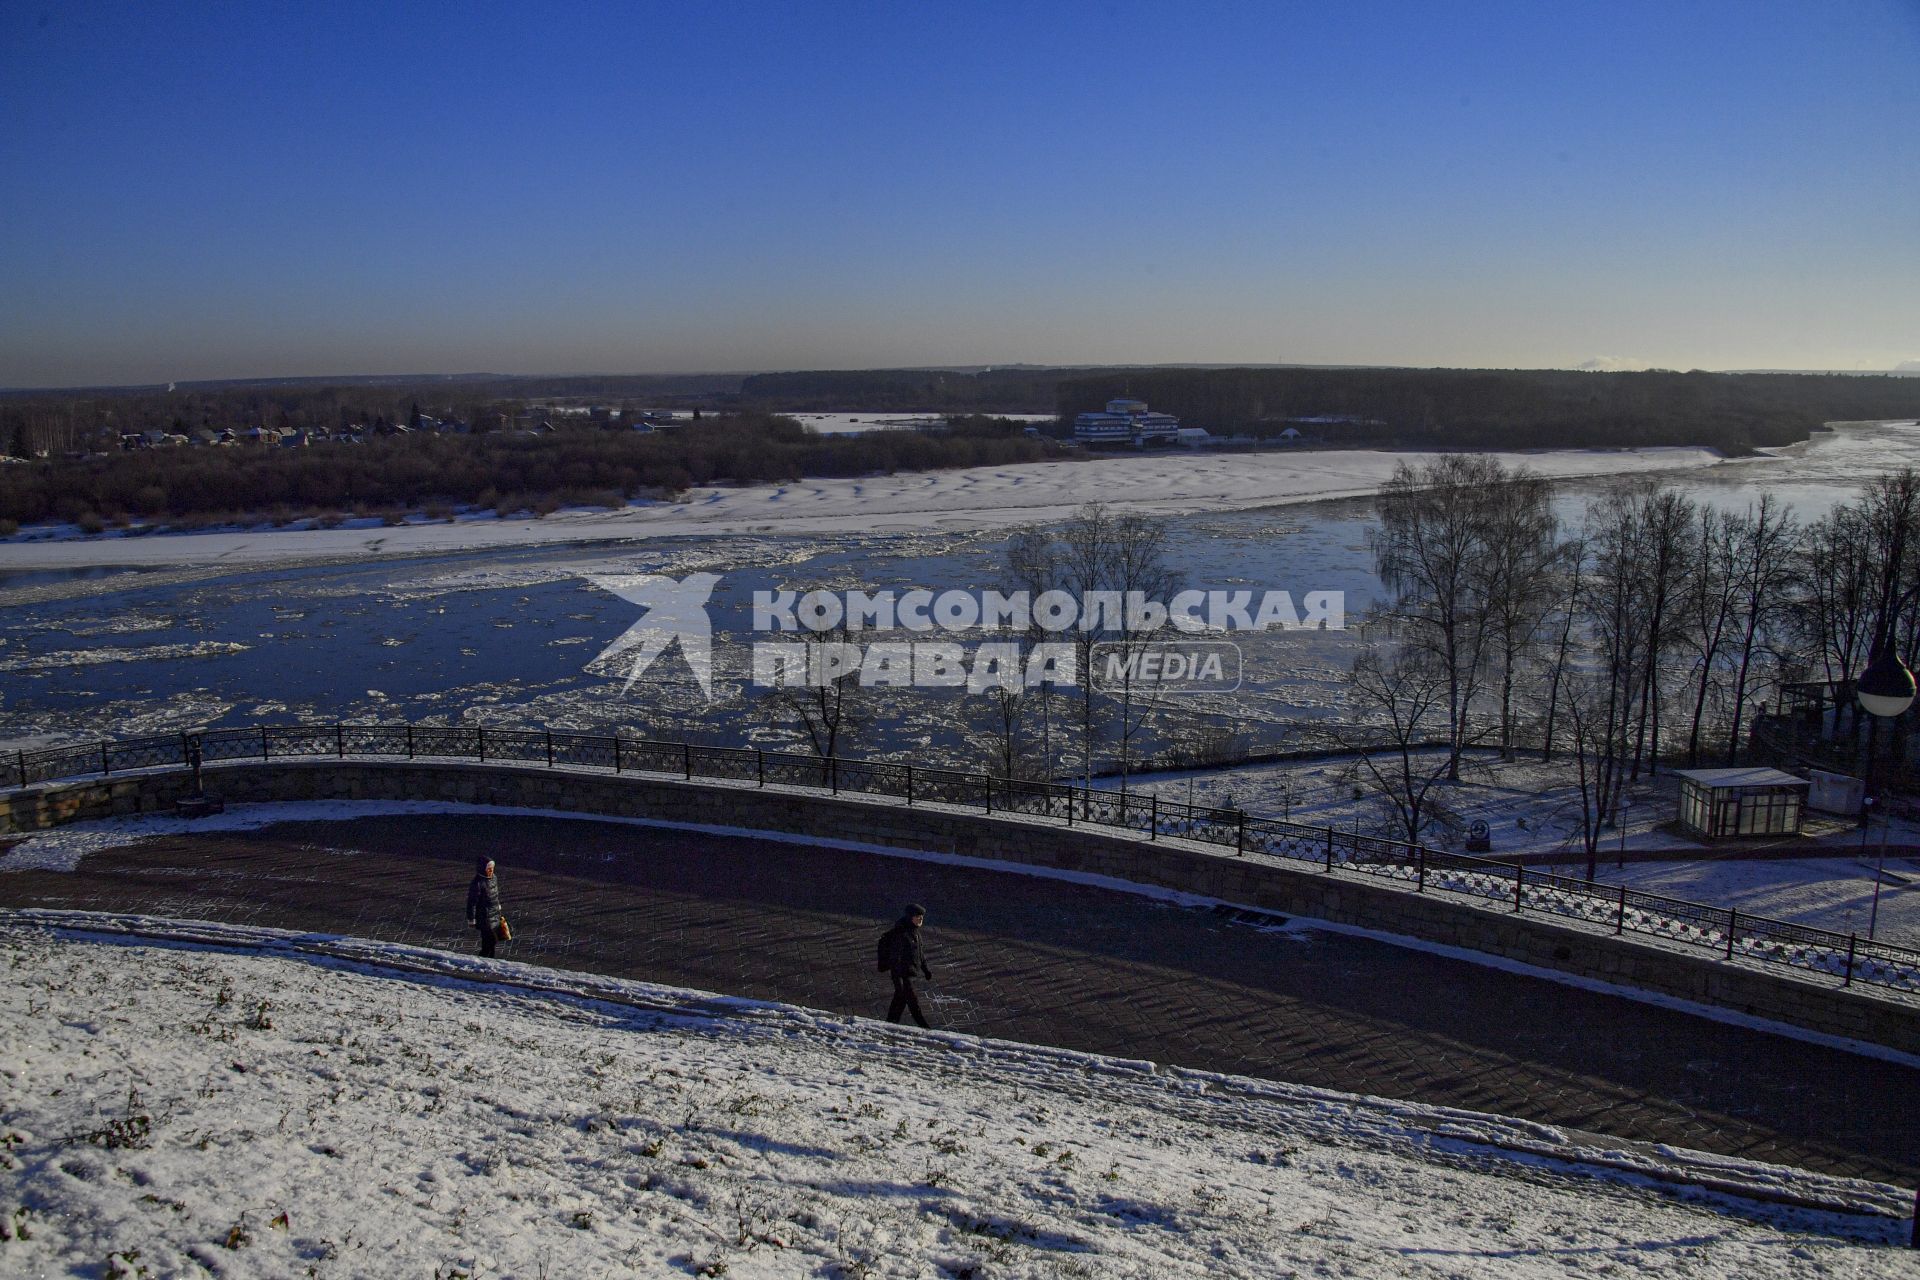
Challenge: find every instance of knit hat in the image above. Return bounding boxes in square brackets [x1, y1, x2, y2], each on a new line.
[905, 903, 926, 919]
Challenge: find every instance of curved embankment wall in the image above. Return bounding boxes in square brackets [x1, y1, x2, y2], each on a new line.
[4, 758, 1917, 1055]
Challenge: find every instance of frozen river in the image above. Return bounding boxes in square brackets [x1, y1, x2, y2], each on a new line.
[0, 422, 1914, 761]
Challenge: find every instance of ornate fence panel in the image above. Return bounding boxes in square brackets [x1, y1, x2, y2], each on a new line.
[197, 727, 266, 764]
[336, 725, 411, 759]
[1422, 851, 1516, 907]
[261, 724, 343, 759]
[471, 729, 547, 766]
[1619, 888, 1738, 951]
[1340, 833, 1423, 887]
[104, 734, 185, 774]
[832, 757, 908, 801]
[1242, 818, 1330, 865]
[1734, 914, 1859, 982]
[614, 738, 683, 776]
[409, 726, 482, 760]
[1513, 869, 1623, 929]
[1157, 802, 1240, 849]
[901, 766, 980, 807]
[550, 732, 618, 771]
[993, 778, 1067, 822]
[1852, 938, 1920, 993]
[689, 745, 758, 785]
[19, 743, 104, 786]
[753, 751, 826, 790]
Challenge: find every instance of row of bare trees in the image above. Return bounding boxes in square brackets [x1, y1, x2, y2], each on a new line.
[1004, 504, 1174, 790]
[755, 466, 1920, 847]
[1355, 460, 1920, 854]
[753, 504, 1180, 785]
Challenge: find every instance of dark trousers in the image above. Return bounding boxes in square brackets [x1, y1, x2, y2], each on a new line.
[887, 973, 929, 1027]
[476, 923, 496, 958]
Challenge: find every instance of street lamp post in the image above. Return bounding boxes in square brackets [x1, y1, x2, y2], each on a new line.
[1856, 646, 1916, 944]
[1867, 797, 1896, 941]
[1852, 642, 1917, 1248]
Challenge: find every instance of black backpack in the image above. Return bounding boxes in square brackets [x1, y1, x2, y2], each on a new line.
[876, 926, 898, 973]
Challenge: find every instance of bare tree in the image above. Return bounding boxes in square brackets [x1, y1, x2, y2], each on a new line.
[1005, 502, 1171, 790]
[1626, 484, 1698, 778]
[761, 619, 865, 775]
[1682, 506, 1745, 767]
[1107, 511, 1176, 790]
[974, 682, 1032, 780]
[1006, 527, 1060, 775]
[1474, 466, 1562, 760]
[1794, 503, 1876, 695]
[1861, 469, 1920, 651]
[1539, 537, 1587, 762]
[1054, 503, 1115, 789]
[1581, 488, 1651, 836]
[1370, 455, 1502, 780]
[1723, 495, 1799, 764]
[1555, 671, 1618, 878]
[1345, 645, 1458, 843]
[1851, 469, 1920, 769]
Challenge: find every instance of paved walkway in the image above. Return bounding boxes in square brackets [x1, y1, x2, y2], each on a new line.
[3, 812, 1917, 1185]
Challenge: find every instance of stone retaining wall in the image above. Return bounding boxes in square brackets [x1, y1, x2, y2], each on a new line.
[5, 758, 1917, 1055]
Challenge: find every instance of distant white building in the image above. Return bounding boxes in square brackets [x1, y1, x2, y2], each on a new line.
[1073, 397, 1181, 446]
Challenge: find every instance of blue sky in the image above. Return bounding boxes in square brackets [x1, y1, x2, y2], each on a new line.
[1, 1, 1916, 386]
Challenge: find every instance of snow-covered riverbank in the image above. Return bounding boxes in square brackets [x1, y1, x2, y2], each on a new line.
[0, 914, 1910, 1278]
[0, 444, 1723, 570]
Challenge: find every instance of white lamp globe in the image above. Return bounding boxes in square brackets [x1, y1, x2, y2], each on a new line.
[1857, 648, 1918, 720]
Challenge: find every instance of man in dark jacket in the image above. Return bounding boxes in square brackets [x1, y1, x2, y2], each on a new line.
[881, 904, 933, 1028]
[466, 858, 504, 957]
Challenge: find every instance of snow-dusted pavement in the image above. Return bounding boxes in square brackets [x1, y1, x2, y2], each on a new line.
[1, 914, 1911, 1279]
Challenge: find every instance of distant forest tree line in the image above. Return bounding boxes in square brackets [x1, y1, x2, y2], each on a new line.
[1055, 368, 1920, 454]
[0, 367, 1060, 456]
[733, 367, 1082, 413]
[9, 365, 1919, 459]
[0, 414, 1054, 531]
[0, 375, 743, 459]
[5, 364, 1920, 530]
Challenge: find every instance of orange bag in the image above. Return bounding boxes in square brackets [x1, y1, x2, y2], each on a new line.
[494, 917, 512, 942]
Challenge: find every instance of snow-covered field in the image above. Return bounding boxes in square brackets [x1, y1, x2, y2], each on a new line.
[788, 413, 1058, 435]
[1104, 753, 1920, 948]
[1594, 856, 1920, 950]
[1098, 750, 1754, 857]
[1099, 751, 1652, 851]
[0, 444, 1723, 569]
[1, 913, 1911, 1279]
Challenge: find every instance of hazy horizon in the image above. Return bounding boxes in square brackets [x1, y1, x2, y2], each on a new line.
[12, 360, 1920, 398]
[3, 1, 1916, 387]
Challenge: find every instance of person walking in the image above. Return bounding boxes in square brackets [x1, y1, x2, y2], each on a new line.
[880, 903, 934, 1028]
[466, 858, 505, 958]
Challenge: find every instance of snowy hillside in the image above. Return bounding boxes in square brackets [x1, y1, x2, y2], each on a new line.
[0, 912, 1910, 1278]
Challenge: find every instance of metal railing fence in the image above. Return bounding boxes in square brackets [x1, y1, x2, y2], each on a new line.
[10, 722, 1919, 998]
